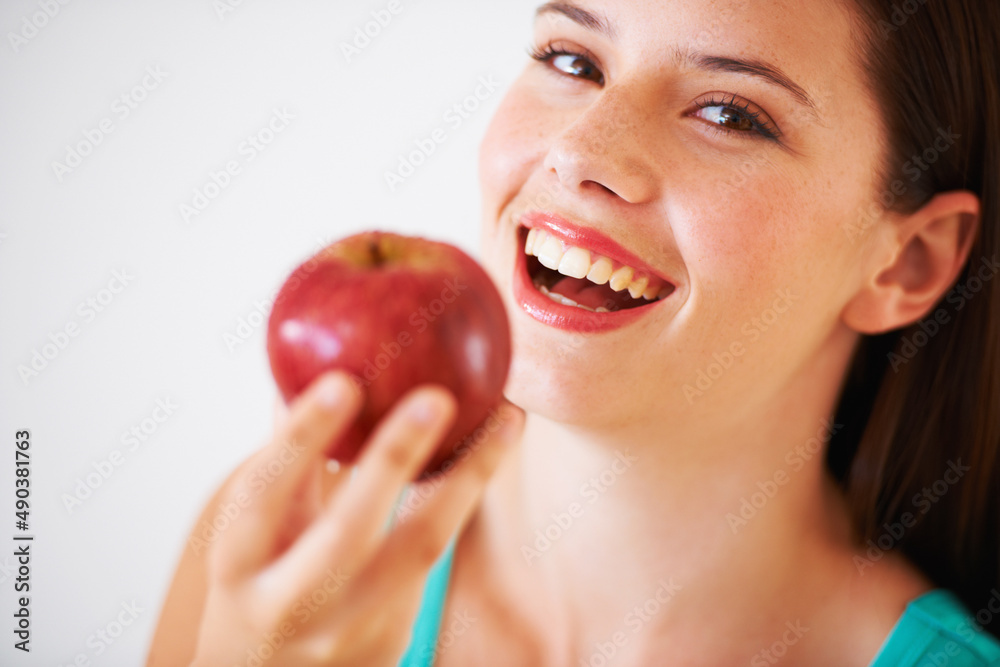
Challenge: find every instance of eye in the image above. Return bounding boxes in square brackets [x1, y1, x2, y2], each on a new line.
[528, 42, 605, 85]
[693, 94, 781, 141]
[698, 106, 755, 132]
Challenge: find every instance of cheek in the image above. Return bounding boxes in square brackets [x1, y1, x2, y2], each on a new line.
[479, 81, 562, 287]
[478, 84, 546, 224]
[671, 160, 855, 347]
[678, 166, 802, 296]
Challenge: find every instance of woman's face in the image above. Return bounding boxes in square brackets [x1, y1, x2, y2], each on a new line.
[479, 0, 885, 430]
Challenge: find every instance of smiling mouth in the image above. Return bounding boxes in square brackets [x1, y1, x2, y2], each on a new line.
[519, 226, 676, 313]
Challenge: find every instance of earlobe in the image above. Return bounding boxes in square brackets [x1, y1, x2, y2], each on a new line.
[842, 190, 980, 335]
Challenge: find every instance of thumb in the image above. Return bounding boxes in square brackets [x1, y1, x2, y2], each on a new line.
[272, 394, 290, 436]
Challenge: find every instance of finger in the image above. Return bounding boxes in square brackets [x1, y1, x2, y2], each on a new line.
[317, 400, 523, 634]
[271, 460, 323, 555]
[372, 401, 523, 580]
[272, 394, 290, 436]
[263, 385, 457, 602]
[212, 371, 363, 580]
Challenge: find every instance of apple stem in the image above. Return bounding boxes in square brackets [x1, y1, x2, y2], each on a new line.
[368, 239, 385, 267]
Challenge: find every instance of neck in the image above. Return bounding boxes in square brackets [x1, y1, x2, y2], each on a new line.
[462, 329, 863, 662]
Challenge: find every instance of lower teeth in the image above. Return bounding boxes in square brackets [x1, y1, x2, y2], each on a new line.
[533, 271, 640, 313]
[538, 284, 595, 311]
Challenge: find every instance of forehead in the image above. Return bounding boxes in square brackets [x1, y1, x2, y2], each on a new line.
[535, 0, 860, 111]
[536, 0, 853, 49]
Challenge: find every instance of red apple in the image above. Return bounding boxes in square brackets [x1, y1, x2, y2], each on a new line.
[266, 231, 511, 476]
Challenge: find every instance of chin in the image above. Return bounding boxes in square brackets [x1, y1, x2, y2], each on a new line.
[501, 311, 649, 429]
[479, 204, 668, 428]
[503, 353, 592, 426]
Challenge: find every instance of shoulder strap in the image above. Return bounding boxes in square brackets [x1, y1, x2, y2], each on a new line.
[397, 536, 457, 667]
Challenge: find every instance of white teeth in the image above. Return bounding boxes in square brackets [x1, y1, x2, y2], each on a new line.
[628, 274, 649, 299]
[536, 235, 565, 270]
[529, 229, 549, 256]
[551, 293, 579, 307]
[524, 228, 671, 304]
[538, 284, 596, 311]
[525, 228, 538, 255]
[586, 256, 614, 285]
[535, 229, 549, 251]
[557, 247, 591, 279]
[596, 306, 610, 313]
[608, 266, 634, 292]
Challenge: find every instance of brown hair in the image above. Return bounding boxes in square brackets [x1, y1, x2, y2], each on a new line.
[828, 0, 1000, 637]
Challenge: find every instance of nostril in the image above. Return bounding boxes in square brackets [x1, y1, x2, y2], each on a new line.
[585, 180, 616, 196]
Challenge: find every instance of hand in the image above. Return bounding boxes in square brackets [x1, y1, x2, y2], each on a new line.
[191, 371, 524, 666]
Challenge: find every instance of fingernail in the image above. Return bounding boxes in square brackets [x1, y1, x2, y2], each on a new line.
[317, 373, 352, 408]
[406, 392, 443, 424]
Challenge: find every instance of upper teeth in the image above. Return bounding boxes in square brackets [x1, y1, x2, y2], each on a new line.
[525, 228, 666, 301]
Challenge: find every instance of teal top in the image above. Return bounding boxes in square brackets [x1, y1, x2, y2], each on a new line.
[398, 541, 1000, 666]
[869, 589, 1000, 666]
[397, 537, 457, 667]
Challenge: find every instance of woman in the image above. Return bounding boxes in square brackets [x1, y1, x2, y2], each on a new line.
[148, 0, 1000, 664]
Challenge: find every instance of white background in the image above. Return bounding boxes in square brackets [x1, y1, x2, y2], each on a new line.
[0, 0, 538, 663]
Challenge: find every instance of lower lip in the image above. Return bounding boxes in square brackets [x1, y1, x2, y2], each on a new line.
[512, 234, 665, 334]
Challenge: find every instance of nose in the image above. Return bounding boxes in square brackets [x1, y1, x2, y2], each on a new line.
[542, 82, 661, 204]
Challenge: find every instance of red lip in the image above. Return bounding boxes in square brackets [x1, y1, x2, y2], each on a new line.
[512, 215, 676, 334]
[519, 211, 676, 286]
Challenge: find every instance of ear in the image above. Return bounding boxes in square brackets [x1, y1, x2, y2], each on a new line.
[842, 191, 980, 334]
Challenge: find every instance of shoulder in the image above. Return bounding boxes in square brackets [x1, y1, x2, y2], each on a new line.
[839, 548, 1000, 666]
[869, 589, 1000, 667]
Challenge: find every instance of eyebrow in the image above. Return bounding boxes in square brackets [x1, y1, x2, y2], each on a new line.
[678, 51, 818, 116]
[534, 1, 819, 117]
[536, 2, 617, 41]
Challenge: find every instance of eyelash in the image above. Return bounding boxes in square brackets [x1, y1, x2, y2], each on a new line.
[527, 41, 782, 142]
[528, 41, 606, 85]
[694, 93, 781, 141]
